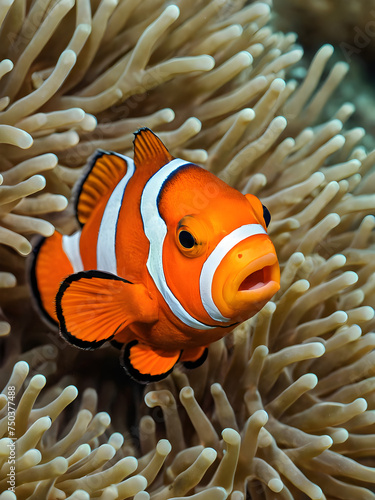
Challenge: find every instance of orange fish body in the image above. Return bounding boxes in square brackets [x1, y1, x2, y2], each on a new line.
[31, 129, 280, 383]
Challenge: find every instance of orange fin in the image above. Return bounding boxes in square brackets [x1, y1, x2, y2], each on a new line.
[56, 271, 158, 350]
[121, 340, 181, 384]
[30, 233, 73, 326]
[181, 347, 209, 369]
[133, 128, 173, 173]
[75, 151, 130, 226]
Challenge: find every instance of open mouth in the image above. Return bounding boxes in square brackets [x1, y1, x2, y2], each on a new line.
[238, 266, 272, 292]
[211, 246, 280, 320]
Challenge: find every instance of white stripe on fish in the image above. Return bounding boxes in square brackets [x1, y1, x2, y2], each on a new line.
[199, 223, 267, 322]
[96, 154, 135, 274]
[62, 231, 84, 273]
[141, 158, 216, 330]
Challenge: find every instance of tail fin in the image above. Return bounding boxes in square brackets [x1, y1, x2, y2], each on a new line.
[30, 232, 74, 325]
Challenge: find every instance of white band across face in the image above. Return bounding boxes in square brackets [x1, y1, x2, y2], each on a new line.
[199, 224, 267, 322]
[96, 155, 135, 275]
[141, 158, 216, 330]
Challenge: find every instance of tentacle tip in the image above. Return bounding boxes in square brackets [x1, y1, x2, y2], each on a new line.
[270, 78, 286, 91]
[161, 108, 175, 122]
[165, 4, 180, 20]
[186, 117, 202, 133]
[2, 58, 14, 70]
[312, 342, 325, 357]
[15, 360, 30, 375]
[310, 486, 324, 500]
[144, 392, 157, 408]
[268, 478, 283, 492]
[274, 115, 287, 128]
[321, 43, 334, 55]
[43, 223, 56, 237]
[202, 447, 218, 463]
[19, 133, 33, 149]
[255, 409, 269, 426]
[321, 435, 333, 449]
[180, 386, 194, 400]
[199, 54, 216, 71]
[56, 195, 69, 211]
[157, 439, 172, 456]
[239, 108, 255, 122]
[221, 427, 240, 445]
[30, 374, 47, 389]
[238, 51, 253, 66]
[303, 373, 318, 388]
[61, 49, 77, 66]
[210, 382, 222, 395]
[19, 241, 33, 256]
[65, 384, 79, 400]
[354, 397, 368, 412]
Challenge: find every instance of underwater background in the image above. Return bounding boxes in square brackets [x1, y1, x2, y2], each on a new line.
[0, 0, 375, 498]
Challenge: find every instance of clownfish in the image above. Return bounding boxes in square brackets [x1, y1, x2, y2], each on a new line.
[30, 128, 280, 383]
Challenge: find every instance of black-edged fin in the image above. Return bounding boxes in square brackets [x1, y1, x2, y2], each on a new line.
[133, 128, 173, 173]
[183, 347, 208, 369]
[121, 340, 181, 384]
[74, 150, 131, 226]
[56, 270, 158, 350]
[28, 236, 59, 328]
[262, 204, 271, 227]
[111, 339, 125, 350]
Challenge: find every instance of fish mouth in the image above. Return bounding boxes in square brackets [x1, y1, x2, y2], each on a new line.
[238, 264, 275, 293]
[210, 235, 280, 322]
[234, 254, 278, 296]
[221, 252, 280, 320]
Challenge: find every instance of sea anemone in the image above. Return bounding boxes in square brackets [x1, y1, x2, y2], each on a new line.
[0, 0, 375, 499]
[273, 0, 375, 56]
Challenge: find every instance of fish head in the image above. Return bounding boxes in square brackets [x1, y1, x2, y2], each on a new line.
[206, 192, 280, 323]
[160, 167, 280, 326]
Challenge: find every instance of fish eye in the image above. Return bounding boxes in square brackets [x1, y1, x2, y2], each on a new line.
[176, 216, 207, 257]
[262, 204, 271, 227]
[178, 230, 195, 249]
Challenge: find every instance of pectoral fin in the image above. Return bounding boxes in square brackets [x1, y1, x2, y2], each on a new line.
[56, 271, 158, 349]
[121, 340, 181, 384]
[181, 346, 209, 369]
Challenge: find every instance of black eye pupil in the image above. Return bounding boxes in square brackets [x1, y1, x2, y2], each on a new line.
[262, 204, 271, 227]
[179, 230, 195, 249]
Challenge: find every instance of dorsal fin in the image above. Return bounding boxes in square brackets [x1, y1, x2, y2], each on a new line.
[74, 150, 131, 226]
[133, 128, 173, 172]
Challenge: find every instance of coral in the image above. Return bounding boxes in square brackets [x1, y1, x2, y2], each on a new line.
[0, 0, 375, 499]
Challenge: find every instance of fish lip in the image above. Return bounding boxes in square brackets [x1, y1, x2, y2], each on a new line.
[210, 236, 280, 322]
[225, 253, 279, 305]
[236, 254, 278, 293]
